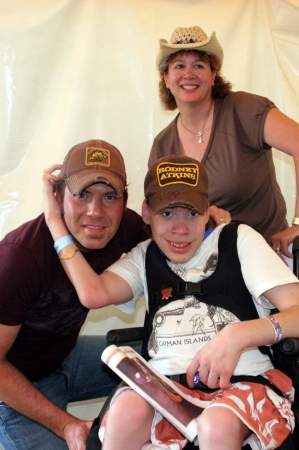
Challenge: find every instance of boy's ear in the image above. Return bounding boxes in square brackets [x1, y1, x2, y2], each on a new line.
[205, 204, 210, 224]
[142, 200, 151, 224]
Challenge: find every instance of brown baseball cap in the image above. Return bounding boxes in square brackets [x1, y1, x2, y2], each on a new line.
[60, 139, 127, 196]
[144, 155, 209, 214]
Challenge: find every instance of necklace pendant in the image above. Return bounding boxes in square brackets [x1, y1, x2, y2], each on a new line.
[197, 131, 203, 144]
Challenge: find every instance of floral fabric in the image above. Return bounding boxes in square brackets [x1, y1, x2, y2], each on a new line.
[99, 369, 294, 450]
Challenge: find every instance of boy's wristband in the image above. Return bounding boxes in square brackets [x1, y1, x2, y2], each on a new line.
[292, 217, 299, 225]
[54, 235, 75, 254]
[265, 315, 283, 345]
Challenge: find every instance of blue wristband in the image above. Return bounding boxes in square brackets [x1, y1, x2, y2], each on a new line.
[54, 235, 75, 254]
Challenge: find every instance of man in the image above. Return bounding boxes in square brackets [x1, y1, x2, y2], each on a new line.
[0, 139, 147, 450]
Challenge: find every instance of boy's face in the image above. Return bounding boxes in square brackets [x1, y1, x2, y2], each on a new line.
[142, 201, 209, 264]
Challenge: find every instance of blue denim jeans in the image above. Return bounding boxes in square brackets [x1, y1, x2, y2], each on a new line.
[0, 335, 120, 450]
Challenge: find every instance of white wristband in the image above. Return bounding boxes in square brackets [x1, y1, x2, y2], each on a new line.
[54, 235, 75, 254]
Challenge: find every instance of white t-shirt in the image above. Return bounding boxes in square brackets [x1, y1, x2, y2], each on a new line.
[107, 224, 298, 376]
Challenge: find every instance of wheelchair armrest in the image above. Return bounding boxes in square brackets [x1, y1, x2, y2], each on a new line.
[280, 239, 299, 356]
[106, 327, 145, 344]
[280, 338, 299, 356]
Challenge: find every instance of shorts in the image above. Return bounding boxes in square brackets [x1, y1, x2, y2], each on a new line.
[99, 368, 295, 450]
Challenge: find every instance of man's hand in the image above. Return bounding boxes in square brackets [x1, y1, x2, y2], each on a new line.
[62, 417, 93, 450]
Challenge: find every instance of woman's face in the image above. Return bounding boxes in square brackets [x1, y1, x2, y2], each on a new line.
[163, 51, 216, 107]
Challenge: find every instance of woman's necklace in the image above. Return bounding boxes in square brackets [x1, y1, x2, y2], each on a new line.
[179, 101, 214, 144]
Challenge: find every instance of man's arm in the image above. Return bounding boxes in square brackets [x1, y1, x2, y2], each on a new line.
[0, 323, 92, 450]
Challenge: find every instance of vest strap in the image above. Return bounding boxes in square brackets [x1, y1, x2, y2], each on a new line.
[168, 373, 283, 397]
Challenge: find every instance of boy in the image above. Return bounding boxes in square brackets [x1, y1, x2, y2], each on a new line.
[43, 155, 299, 450]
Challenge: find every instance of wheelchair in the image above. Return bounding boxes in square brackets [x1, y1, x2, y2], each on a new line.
[86, 237, 299, 450]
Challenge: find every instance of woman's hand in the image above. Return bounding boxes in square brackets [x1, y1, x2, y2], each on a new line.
[271, 226, 299, 259]
[209, 205, 231, 226]
[42, 164, 63, 225]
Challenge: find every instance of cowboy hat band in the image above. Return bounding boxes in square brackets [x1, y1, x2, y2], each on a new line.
[156, 26, 224, 69]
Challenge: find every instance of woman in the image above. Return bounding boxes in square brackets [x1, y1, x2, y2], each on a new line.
[149, 25, 299, 259]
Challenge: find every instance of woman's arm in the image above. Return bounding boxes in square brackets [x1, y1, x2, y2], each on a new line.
[264, 108, 299, 257]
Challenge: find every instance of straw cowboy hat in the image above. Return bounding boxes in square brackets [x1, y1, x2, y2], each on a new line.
[156, 26, 224, 69]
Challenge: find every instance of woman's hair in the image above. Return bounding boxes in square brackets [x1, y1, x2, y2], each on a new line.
[158, 50, 232, 111]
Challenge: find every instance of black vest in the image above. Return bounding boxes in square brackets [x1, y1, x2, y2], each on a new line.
[143, 222, 260, 359]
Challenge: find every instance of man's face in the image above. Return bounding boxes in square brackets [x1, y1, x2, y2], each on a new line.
[142, 202, 209, 264]
[60, 183, 126, 250]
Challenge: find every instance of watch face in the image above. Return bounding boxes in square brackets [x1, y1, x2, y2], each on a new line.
[60, 249, 76, 260]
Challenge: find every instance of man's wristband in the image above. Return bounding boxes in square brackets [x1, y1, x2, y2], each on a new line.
[292, 217, 299, 226]
[54, 235, 75, 254]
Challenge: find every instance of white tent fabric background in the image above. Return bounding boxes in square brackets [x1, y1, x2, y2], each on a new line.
[0, 0, 299, 417]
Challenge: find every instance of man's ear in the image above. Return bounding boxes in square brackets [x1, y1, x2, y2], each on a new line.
[123, 189, 128, 211]
[142, 200, 151, 224]
[55, 187, 63, 210]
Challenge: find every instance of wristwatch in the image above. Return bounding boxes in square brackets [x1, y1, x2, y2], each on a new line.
[292, 217, 299, 225]
[59, 249, 80, 260]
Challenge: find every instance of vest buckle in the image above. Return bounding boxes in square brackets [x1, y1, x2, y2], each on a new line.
[177, 282, 203, 296]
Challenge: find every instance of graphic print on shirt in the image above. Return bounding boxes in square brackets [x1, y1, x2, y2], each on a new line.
[148, 298, 237, 355]
[148, 251, 238, 358]
[202, 253, 218, 273]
